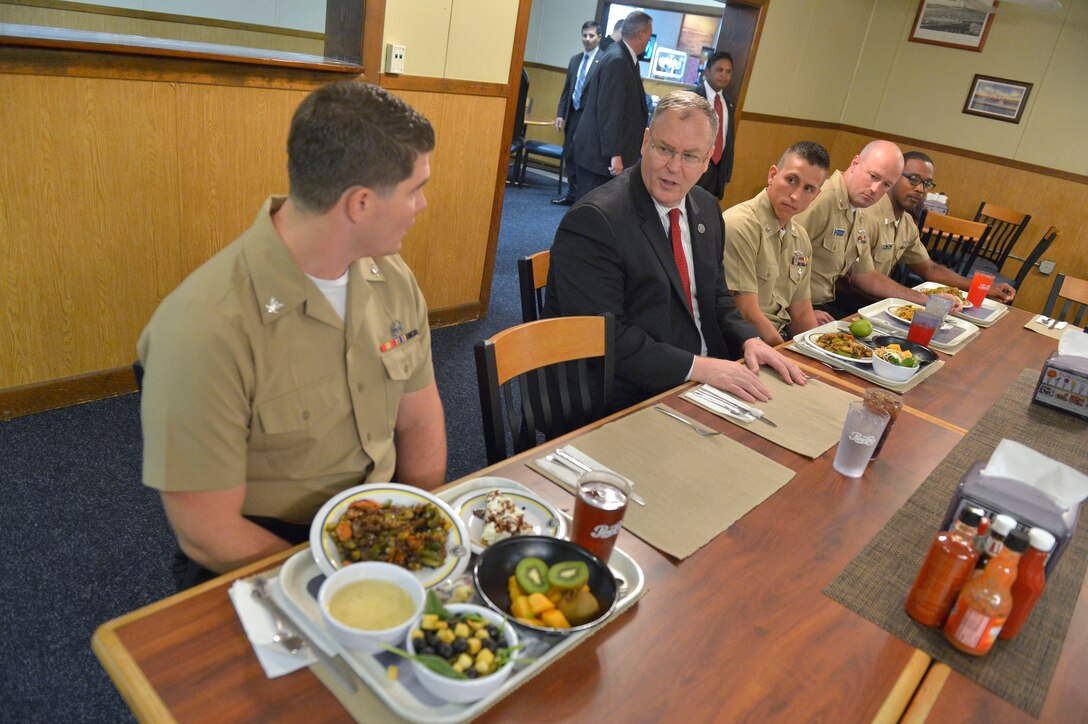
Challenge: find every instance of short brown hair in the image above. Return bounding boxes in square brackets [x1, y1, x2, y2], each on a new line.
[287, 81, 435, 212]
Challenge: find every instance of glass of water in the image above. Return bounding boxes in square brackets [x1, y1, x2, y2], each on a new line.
[833, 400, 890, 478]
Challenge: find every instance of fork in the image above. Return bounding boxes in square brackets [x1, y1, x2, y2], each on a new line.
[654, 405, 722, 437]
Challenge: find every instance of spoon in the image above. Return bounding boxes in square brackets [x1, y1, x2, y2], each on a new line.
[252, 580, 306, 654]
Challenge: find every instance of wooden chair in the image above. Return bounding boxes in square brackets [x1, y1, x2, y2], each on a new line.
[516, 250, 550, 323]
[474, 314, 614, 465]
[507, 70, 529, 185]
[918, 213, 991, 277]
[973, 202, 1031, 273]
[1043, 273, 1088, 327]
[1009, 226, 1060, 292]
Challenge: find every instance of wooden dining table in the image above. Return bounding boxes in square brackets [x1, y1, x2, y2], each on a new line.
[93, 306, 1079, 722]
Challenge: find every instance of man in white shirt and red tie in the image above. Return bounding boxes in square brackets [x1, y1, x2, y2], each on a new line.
[552, 21, 603, 206]
[545, 91, 805, 412]
[692, 51, 736, 200]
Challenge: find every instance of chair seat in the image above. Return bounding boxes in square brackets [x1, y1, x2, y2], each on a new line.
[523, 140, 563, 158]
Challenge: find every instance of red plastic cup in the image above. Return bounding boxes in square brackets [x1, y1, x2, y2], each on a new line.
[570, 471, 630, 563]
[907, 311, 940, 346]
[967, 271, 994, 307]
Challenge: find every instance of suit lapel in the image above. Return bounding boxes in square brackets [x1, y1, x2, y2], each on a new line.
[630, 167, 696, 323]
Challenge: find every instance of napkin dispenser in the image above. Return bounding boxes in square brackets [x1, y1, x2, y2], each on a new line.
[940, 462, 1079, 576]
[1032, 352, 1088, 420]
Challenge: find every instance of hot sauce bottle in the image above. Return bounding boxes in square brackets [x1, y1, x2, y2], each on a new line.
[974, 513, 1016, 573]
[999, 528, 1057, 641]
[944, 529, 1030, 655]
[904, 507, 984, 627]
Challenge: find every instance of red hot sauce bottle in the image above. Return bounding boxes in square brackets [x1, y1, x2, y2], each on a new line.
[999, 528, 1057, 641]
[904, 507, 984, 627]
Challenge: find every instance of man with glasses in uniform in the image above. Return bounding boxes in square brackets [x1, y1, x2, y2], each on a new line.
[869, 150, 1015, 303]
[545, 91, 806, 412]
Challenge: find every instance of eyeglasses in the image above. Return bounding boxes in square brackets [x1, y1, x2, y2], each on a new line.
[902, 173, 936, 191]
[648, 132, 707, 168]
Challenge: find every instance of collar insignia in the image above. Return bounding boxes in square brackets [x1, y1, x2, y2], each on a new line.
[265, 297, 284, 314]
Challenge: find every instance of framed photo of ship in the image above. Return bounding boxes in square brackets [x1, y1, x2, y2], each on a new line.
[962, 75, 1032, 123]
[909, 0, 995, 52]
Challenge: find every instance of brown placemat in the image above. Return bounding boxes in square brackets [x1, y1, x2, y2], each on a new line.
[824, 369, 1088, 716]
[1024, 316, 1081, 340]
[315, 586, 648, 723]
[682, 376, 858, 458]
[529, 406, 796, 559]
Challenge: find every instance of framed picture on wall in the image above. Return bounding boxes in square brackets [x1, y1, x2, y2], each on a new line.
[909, 0, 996, 52]
[962, 75, 1033, 123]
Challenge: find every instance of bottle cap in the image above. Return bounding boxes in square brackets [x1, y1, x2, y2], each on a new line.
[991, 513, 1017, 536]
[1005, 528, 1029, 554]
[958, 506, 983, 528]
[1028, 527, 1057, 553]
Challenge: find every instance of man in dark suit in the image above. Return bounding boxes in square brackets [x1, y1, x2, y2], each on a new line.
[546, 91, 807, 411]
[598, 18, 623, 53]
[692, 51, 736, 200]
[571, 11, 653, 200]
[551, 21, 603, 206]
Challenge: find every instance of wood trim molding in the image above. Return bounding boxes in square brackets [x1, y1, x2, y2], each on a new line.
[430, 302, 486, 329]
[361, 0, 384, 82]
[379, 73, 506, 97]
[743, 112, 1088, 186]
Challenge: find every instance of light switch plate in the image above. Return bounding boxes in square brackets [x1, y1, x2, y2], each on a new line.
[385, 44, 405, 74]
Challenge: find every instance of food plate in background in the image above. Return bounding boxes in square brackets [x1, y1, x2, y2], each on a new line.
[309, 482, 470, 588]
[799, 329, 874, 364]
[885, 305, 955, 331]
[452, 478, 566, 555]
[917, 283, 973, 309]
[870, 335, 938, 365]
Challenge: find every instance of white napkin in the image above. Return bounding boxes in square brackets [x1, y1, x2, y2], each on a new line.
[534, 445, 628, 490]
[981, 439, 1088, 511]
[1058, 327, 1088, 357]
[228, 577, 316, 678]
[681, 384, 757, 423]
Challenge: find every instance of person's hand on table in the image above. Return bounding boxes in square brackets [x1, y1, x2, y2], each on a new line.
[690, 356, 772, 403]
[988, 282, 1015, 303]
[554, 117, 564, 132]
[742, 337, 808, 387]
[813, 309, 836, 325]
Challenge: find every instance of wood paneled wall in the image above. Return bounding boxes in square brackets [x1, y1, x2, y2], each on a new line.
[0, 66, 507, 393]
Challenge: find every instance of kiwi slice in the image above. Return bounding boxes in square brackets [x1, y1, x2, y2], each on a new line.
[547, 560, 589, 590]
[515, 557, 550, 594]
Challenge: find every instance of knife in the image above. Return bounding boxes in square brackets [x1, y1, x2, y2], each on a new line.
[549, 448, 646, 506]
[251, 578, 359, 692]
[691, 386, 779, 428]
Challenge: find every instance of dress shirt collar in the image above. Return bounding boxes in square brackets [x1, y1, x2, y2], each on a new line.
[622, 40, 638, 65]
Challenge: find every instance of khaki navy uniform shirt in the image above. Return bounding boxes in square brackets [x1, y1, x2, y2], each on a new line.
[792, 170, 876, 306]
[869, 195, 931, 276]
[138, 196, 434, 523]
[723, 189, 812, 332]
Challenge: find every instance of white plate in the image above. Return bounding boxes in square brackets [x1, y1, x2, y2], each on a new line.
[885, 305, 955, 331]
[800, 330, 874, 364]
[309, 482, 470, 588]
[451, 478, 566, 555]
[914, 283, 973, 309]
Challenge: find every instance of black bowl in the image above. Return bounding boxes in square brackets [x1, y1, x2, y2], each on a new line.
[473, 536, 619, 635]
[870, 335, 939, 365]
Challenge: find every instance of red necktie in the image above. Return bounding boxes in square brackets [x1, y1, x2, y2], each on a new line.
[712, 94, 724, 164]
[668, 208, 693, 313]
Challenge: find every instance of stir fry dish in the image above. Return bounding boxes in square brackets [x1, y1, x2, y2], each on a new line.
[922, 286, 966, 303]
[327, 499, 451, 569]
[889, 304, 924, 322]
[816, 331, 873, 359]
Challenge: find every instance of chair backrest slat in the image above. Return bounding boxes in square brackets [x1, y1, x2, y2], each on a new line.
[1043, 272, 1088, 327]
[974, 202, 1031, 272]
[517, 250, 551, 323]
[920, 213, 990, 276]
[1011, 226, 1059, 292]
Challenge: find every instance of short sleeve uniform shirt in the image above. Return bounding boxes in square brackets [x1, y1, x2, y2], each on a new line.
[138, 196, 434, 523]
[869, 195, 931, 276]
[723, 189, 812, 331]
[792, 170, 876, 306]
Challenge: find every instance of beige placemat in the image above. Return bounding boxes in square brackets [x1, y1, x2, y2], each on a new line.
[824, 369, 1088, 716]
[315, 586, 648, 723]
[683, 376, 858, 459]
[530, 406, 795, 559]
[1024, 315, 1081, 340]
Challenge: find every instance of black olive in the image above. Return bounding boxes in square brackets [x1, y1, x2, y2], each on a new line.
[482, 638, 497, 652]
[451, 638, 468, 654]
[486, 625, 500, 638]
[436, 642, 454, 659]
[419, 645, 436, 656]
[424, 631, 439, 646]
[465, 668, 479, 679]
[494, 635, 507, 648]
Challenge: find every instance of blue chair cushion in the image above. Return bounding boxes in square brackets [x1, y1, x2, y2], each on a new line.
[524, 140, 563, 158]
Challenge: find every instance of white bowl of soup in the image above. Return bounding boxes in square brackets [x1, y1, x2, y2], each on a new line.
[318, 561, 425, 653]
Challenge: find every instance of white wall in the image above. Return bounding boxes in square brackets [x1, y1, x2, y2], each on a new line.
[524, 0, 598, 67]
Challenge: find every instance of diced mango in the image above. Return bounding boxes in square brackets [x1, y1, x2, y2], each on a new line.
[386, 665, 398, 681]
[467, 637, 482, 654]
[541, 608, 571, 629]
[510, 594, 533, 620]
[437, 628, 455, 644]
[456, 653, 473, 670]
[420, 614, 440, 630]
[453, 622, 470, 638]
[409, 628, 424, 640]
[528, 592, 555, 615]
[516, 616, 545, 627]
[901, 350, 913, 358]
[476, 648, 494, 665]
[474, 628, 490, 640]
[546, 588, 563, 604]
[507, 575, 522, 602]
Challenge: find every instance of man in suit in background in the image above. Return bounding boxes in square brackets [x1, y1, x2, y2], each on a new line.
[546, 91, 806, 412]
[692, 51, 736, 200]
[598, 18, 623, 53]
[571, 11, 653, 200]
[552, 21, 603, 206]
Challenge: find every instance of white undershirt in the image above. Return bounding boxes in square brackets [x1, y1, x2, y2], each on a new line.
[306, 270, 349, 320]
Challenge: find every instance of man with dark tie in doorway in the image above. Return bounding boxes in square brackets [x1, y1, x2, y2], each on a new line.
[692, 51, 735, 200]
[571, 11, 652, 200]
[546, 91, 806, 412]
[552, 21, 603, 206]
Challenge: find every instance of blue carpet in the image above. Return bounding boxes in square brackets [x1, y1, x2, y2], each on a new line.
[0, 171, 567, 722]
